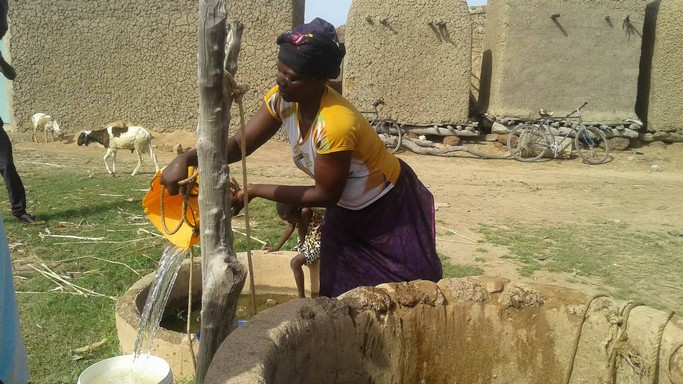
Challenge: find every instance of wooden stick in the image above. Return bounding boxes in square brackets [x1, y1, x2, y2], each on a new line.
[72, 338, 108, 353]
[56, 256, 141, 277]
[437, 225, 478, 244]
[40, 233, 106, 241]
[232, 229, 267, 245]
[33, 264, 116, 301]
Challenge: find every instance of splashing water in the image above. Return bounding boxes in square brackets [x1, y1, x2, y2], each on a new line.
[133, 245, 188, 359]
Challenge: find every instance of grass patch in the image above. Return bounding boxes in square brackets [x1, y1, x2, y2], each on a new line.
[479, 222, 683, 312]
[439, 254, 483, 278]
[5, 165, 290, 383]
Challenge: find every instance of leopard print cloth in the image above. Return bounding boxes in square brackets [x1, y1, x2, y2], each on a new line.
[296, 209, 323, 265]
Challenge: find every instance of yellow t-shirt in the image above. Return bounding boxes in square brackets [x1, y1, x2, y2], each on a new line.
[264, 85, 400, 210]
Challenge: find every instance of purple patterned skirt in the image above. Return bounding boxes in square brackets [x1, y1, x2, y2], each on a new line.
[319, 159, 443, 297]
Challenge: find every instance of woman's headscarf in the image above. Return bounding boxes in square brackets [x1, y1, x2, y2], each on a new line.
[277, 18, 346, 79]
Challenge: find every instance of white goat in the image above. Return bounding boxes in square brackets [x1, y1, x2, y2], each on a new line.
[31, 113, 64, 143]
[77, 123, 160, 176]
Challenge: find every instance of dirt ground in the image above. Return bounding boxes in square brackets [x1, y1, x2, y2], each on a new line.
[10, 130, 683, 298]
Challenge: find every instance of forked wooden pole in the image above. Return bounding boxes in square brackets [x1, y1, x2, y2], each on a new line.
[195, 1, 245, 382]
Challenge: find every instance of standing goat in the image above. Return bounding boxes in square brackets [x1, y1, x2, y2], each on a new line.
[31, 113, 64, 143]
[77, 123, 160, 176]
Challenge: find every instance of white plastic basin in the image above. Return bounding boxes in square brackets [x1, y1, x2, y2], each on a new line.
[77, 354, 172, 384]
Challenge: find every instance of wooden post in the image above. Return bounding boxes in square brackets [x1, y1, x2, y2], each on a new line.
[196, 1, 245, 382]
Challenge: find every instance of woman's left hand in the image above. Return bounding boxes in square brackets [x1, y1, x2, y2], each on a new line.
[231, 184, 255, 217]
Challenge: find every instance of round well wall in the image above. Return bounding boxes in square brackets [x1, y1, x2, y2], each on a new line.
[205, 277, 683, 384]
[115, 251, 318, 381]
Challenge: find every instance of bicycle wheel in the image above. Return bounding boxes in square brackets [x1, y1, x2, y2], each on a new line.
[507, 124, 549, 162]
[376, 119, 403, 154]
[575, 126, 609, 164]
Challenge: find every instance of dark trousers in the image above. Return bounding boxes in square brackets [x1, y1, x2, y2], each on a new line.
[0, 124, 27, 217]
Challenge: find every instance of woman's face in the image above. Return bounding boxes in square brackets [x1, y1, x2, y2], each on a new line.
[275, 60, 321, 102]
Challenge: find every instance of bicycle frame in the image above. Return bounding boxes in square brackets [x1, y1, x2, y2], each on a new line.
[538, 101, 589, 158]
[508, 101, 610, 164]
[359, 99, 403, 154]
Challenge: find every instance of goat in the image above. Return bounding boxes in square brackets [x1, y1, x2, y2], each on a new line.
[31, 113, 64, 143]
[77, 123, 160, 176]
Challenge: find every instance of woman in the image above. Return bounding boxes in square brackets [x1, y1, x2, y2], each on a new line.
[162, 18, 442, 297]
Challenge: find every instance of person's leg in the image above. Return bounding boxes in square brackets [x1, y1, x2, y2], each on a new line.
[290, 253, 306, 298]
[0, 51, 16, 81]
[0, 126, 33, 222]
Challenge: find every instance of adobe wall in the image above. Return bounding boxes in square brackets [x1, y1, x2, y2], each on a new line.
[342, 0, 471, 125]
[6, 1, 302, 134]
[647, 0, 683, 135]
[469, 6, 487, 115]
[224, 0, 304, 134]
[481, 0, 647, 122]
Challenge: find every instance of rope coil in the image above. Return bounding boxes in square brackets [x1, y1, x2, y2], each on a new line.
[158, 167, 200, 239]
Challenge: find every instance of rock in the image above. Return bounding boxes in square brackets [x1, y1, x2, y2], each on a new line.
[648, 141, 667, 150]
[498, 283, 545, 308]
[629, 138, 642, 148]
[607, 137, 630, 151]
[477, 276, 509, 294]
[339, 286, 394, 314]
[443, 135, 461, 147]
[174, 144, 184, 154]
[485, 133, 498, 142]
[440, 278, 488, 303]
[621, 128, 640, 138]
[653, 131, 673, 141]
[491, 122, 509, 134]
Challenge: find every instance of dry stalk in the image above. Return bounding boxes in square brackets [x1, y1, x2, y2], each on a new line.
[437, 225, 478, 244]
[57, 256, 141, 277]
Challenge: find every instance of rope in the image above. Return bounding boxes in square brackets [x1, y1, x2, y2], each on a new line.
[159, 168, 200, 238]
[649, 310, 675, 384]
[225, 71, 258, 317]
[603, 301, 644, 384]
[564, 293, 609, 384]
[668, 342, 683, 383]
[564, 294, 681, 384]
[186, 246, 197, 371]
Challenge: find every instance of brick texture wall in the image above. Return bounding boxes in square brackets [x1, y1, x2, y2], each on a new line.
[6, 0, 302, 134]
[480, 0, 647, 122]
[343, 0, 471, 125]
[647, 0, 683, 134]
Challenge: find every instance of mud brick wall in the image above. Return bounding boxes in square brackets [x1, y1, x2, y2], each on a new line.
[342, 0, 472, 125]
[480, 0, 647, 122]
[224, 0, 304, 134]
[469, 6, 486, 116]
[646, 0, 683, 135]
[6, 0, 302, 134]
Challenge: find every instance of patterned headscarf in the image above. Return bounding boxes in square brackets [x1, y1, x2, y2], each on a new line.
[277, 18, 346, 79]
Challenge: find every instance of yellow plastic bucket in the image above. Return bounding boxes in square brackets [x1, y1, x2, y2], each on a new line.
[142, 170, 200, 250]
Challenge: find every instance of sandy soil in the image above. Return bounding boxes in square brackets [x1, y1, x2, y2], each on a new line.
[10, 130, 683, 297]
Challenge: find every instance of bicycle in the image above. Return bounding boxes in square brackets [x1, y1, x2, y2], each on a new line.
[360, 99, 403, 154]
[507, 101, 610, 165]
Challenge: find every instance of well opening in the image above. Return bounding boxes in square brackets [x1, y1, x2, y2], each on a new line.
[204, 277, 683, 384]
[115, 250, 317, 381]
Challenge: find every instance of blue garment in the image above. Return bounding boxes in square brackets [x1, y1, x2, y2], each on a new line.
[0, 214, 29, 384]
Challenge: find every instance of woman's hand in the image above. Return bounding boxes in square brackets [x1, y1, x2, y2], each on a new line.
[160, 150, 197, 195]
[231, 183, 255, 217]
